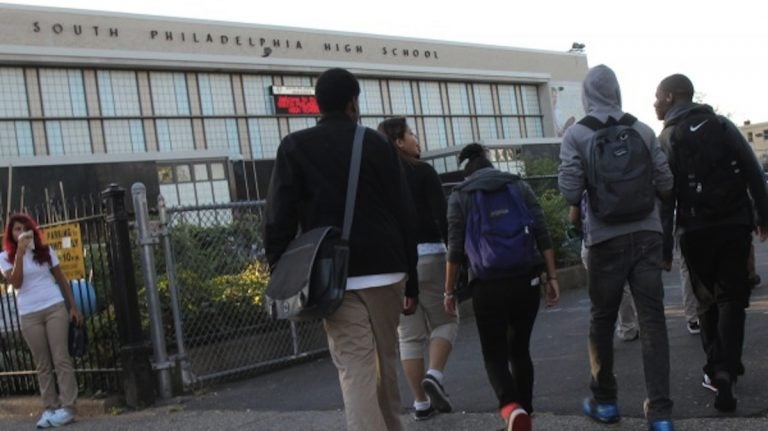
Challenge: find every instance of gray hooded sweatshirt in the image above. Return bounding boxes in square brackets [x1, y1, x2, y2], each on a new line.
[558, 64, 673, 246]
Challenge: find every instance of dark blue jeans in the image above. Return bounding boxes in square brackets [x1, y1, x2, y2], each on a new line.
[587, 231, 673, 421]
[472, 276, 541, 414]
[680, 225, 752, 380]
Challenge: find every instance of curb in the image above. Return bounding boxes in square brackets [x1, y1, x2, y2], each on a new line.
[0, 395, 122, 418]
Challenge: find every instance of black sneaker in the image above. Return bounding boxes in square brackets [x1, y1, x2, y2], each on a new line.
[422, 374, 453, 413]
[412, 405, 436, 421]
[712, 371, 737, 412]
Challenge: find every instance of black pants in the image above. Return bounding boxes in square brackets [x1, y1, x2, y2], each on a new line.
[680, 225, 752, 379]
[472, 276, 540, 413]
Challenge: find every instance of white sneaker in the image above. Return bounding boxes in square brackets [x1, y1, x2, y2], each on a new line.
[36, 409, 55, 429]
[47, 408, 75, 427]
[702, 374, 717, 392]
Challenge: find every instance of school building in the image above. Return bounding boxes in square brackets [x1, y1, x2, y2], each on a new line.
[0, 3, 589, 210]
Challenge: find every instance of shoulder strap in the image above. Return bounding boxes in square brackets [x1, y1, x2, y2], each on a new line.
[579, 114, 637, 131]
[577, 115, 605, 131]
[342, 125, 365, 241]
[617, 113, 637, 126]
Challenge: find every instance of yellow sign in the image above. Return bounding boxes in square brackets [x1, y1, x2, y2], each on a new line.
[44, 223, 85, 281]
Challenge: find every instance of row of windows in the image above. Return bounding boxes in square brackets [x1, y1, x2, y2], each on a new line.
[0, 113, 543, 162]
[1, 67, 544, 118]
[0, 67, 547, 161]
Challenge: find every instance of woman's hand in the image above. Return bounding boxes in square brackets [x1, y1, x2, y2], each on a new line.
[545, 279, 560, 307]
[69, 307, 84, 327]
[17, 233, 33, 252]
[443, 293, 457, 316]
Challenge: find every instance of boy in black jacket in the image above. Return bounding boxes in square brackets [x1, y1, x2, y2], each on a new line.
[265, 68, 418, 431]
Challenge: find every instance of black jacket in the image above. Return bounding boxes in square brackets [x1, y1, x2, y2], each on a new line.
[659, 103, 768, 261]
[264, 113, 419, 297]
[402, 160, 447, 244]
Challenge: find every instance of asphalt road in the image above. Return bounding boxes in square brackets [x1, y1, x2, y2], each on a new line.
[2, 239, 767, 430]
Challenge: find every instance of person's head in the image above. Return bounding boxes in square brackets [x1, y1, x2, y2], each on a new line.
[2, 213, 49, 264]
[314, 68, 361, 121]
[377, 117, 420, 159]
[654, 74, 694, 121]
[458, 143, 493, 176]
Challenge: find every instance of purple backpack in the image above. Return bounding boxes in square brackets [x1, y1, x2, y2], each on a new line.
[464, 183, 539, 280]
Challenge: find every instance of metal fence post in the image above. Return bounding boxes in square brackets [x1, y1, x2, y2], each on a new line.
[157, 194, 193, 386]
[101, 184, 155, 408]
[131, 183, 172, 399]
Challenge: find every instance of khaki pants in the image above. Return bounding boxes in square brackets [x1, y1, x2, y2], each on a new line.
[20, 302, 77, 410]
[324, 281, 404, 431]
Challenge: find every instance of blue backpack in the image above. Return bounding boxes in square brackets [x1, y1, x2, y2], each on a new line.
[464, 182, 539, 280]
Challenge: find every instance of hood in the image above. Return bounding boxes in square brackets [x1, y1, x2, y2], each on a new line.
[581, 65, 622, 115]
[663, 102, 716, 127]
[455, 167, 519, 192]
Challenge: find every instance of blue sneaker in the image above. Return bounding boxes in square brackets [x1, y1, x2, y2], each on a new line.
[582, 397, 620, 424]
[648, 419, 675, 431]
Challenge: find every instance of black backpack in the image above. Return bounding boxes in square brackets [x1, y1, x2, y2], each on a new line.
[579, 114, 656, 223]
[668, 111, 748, 221]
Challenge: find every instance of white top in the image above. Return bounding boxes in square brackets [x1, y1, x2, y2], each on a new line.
[0, 246, 64, 316]
[346, 273, 406, 291]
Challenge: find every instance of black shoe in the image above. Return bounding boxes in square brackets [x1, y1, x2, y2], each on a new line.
[422, 374, 453, 413]
[412, 405, 436, 421]
[712, 371, 737, 412]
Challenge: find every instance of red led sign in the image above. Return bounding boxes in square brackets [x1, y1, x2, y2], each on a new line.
[274, 95, 320, 115]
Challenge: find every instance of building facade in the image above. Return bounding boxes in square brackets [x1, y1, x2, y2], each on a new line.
[739, 120, 768, 169]
[0, 4, 588, 210]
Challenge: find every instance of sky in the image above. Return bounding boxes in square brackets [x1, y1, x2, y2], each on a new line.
[6, 0, 768, 133]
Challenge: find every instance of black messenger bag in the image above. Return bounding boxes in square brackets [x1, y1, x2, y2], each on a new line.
[264, 125, 365, 321]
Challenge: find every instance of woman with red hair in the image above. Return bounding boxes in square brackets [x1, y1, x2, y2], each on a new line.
[0, 213, 83, 428]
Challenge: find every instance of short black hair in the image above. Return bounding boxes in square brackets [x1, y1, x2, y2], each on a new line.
[315, 68, 360, 114]
[658, 74, 694, 101]
[458, 143, 493, 176]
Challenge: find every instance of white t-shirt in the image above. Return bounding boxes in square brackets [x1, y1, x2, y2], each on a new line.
[0, 246, 64, 316]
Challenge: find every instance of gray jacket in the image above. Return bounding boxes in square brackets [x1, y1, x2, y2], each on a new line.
[558, 64, 673, 246]
[446, 167, 552, 282]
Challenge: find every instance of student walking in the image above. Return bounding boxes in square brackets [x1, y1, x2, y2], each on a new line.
[264, 68, 419, 431]
[558, 65, 675, 431]
[378, 117, 458, 421]
[654, 73, 768, 412]
[444, 143, 559, 431]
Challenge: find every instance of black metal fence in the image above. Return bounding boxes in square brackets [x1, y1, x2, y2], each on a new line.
[0, 196, 122, 396]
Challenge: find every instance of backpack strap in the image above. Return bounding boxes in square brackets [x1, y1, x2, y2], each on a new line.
[577, 115, 605, 131]
[578, 113, 637, 131]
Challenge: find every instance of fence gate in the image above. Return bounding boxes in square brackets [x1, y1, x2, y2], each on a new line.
[0, 197, 122, 396]
[155, 200, 327, 389]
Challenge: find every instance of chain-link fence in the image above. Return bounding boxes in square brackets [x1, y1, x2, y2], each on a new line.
[160, 201, 327, 388]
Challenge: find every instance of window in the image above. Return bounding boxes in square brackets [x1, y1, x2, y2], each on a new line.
[447, 83, 471, 115]
[39, 69, 87, 117]
[747, 132, 753, 143]
[103, 119, 145, 153]
[388, 80, 415, 115]
[97, 70, 141, 116]
[198, 73, 235, 115]
[497, 85, 520, 115]
[150, 72, 190, 116]
[0, 121, 34, 156]
[242, 75, 276, 115]
[764, 130, 768, 141]
[46, 120, 91, 155]
[359, 79, 384, 115]
[419, 82, 443, 115]
[158, 162, 233, 223]
[248, 118, 280, 159]
[451, 118, 474, 147]
[157, 119, 194, 152]
[0, 68, 29, 117]
[204, 118, 239, 153]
